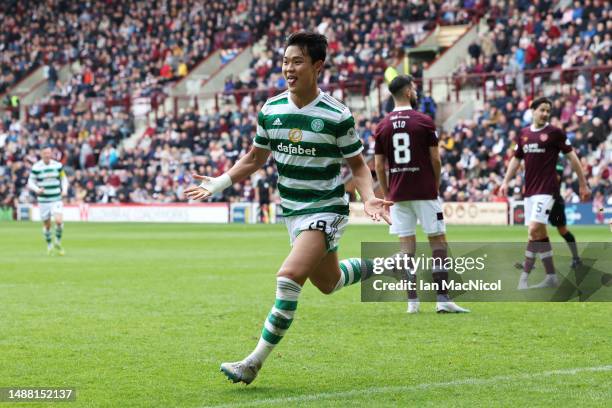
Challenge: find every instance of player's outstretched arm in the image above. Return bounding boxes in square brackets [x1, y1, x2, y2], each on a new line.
[374, 154, 389, 199]
[346, 154, 393, 224]
[500, 157, 521, 196]
[184, 146, 271, 201]
[565, 151, 591, 201]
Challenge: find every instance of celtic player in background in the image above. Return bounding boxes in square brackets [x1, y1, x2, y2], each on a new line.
[27, 145, 68, 255]
[185, 31, 392, 384]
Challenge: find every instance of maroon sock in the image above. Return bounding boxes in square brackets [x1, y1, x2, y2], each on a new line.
[432, 247, 448, 296]
[405, 254, 418, 300]
[537, 237, 555, 275]
[524, 240, 538, 273]
[404, 254, 418, 300]
[407, 273, 418, 300]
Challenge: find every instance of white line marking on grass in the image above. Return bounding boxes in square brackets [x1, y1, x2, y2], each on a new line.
[204, 365, 612, 408]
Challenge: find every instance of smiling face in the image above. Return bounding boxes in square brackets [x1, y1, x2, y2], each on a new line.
[282, 45, 322, 97]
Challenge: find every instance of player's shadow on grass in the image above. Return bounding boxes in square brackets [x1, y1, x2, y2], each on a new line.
[217, 385, 293, 397]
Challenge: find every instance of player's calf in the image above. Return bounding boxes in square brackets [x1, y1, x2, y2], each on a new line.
[42, 226, 53, 253]
[332, 258, 374, 293]
[221, 276, 302, 385]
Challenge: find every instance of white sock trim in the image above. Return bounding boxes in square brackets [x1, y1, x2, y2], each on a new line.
[539, 250, 553, 259]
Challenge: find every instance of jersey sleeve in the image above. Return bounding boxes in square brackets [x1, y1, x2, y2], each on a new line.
[27, 167, 39, 192]
[336, 109, 363, 158]
[374, 119, 389, 155]
[556, 128, 573, 154]
[422, 115, 439, 147]
[253, 110, 271, 150]
[513, 131, 524, 159]
[59, 166, 68, 192]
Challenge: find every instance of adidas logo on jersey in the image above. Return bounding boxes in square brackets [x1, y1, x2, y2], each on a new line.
[273, 118, 283, 126]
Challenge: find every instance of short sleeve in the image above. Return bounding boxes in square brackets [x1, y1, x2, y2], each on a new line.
[423, 116, 439, 147]
[557, 128, 573, 154]
[336, 110, 363, 158]
[253, 110, 271, 150]
[374, 120, 389, 155]
[513, 132, 524, 159]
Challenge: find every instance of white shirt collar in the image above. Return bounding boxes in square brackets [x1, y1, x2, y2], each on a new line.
[393, 105, 413, 111]
[530, 122, 549, 132]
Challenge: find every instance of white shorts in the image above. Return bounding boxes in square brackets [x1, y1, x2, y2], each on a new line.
[39, 201, 63, 221]
[284, 212, 348, 252]
[524, 194, 554, 225]
[390, 199, 446, 237]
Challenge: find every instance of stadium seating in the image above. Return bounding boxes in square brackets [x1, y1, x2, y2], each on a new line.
[0, 1, 610, 213]
[0, 0, 252, 96]
[229, 0, 482, 101]
[440, 88, 610, 202]
[455, 0, 611, 96]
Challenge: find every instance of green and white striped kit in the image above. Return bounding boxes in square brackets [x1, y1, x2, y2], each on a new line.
[29, 160, 64, 203]
[254, 91, 363, 217]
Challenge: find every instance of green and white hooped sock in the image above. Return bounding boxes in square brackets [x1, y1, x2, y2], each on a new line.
[55, 223, 63, 243]
[333, 258, 374, 292]
[247, 277, 301, 365]
[43, 227, 52, 247]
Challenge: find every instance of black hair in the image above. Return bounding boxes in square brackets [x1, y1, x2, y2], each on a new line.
[286, 31, 327, 64]
[388, 75, 414, 97]
[530, 97, 553, 110]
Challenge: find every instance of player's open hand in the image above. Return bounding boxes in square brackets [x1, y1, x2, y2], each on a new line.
[579, 184, 591, 202]
[499, 182, 509, 197]
[364, 198, 393, 224]
[184, 174, 213, 201]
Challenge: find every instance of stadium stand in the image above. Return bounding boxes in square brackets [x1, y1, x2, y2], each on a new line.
[228, 0, 482, 104]
[1, 0, 252, 96]
[455, 0, 611, 96]
[0, 0, 610, 217]
[439, 88, 610, 202]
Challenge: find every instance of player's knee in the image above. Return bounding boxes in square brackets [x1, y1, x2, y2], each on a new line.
[276, 267, 306, 284]
[557, 226, 567, 235]
[528, 225, 546, 240]
[428, 233, 446, 245]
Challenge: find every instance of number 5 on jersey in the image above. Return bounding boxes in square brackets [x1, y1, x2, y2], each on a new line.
[393, 132, 411, 164]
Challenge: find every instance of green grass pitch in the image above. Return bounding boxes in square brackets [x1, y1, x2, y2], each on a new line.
[1, 222, 610, 407]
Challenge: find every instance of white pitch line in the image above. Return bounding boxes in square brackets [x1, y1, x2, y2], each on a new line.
[203, 365, 612, 408]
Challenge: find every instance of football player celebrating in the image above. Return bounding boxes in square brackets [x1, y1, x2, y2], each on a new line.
[185, 31, 391, 384]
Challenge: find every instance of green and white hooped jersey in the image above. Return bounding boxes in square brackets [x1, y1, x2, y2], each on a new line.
[254, 90, 363, 217]
[29, 160, 65, 203]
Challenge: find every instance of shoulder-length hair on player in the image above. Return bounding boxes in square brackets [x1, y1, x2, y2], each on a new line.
[286, 31, 327, 64]
[530, 97, 553, 110]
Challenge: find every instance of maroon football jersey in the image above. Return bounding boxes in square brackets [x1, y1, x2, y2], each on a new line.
[374, 108, 438, 201]
[514, 124, 572, 197]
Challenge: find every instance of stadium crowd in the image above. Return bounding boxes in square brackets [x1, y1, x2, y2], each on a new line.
[435, 88, 610, 203]
[455, 0, 611, 96]
[228, 0, 483, 106]
[1, 0, 253, 96]
[0, 0, 610, 216]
